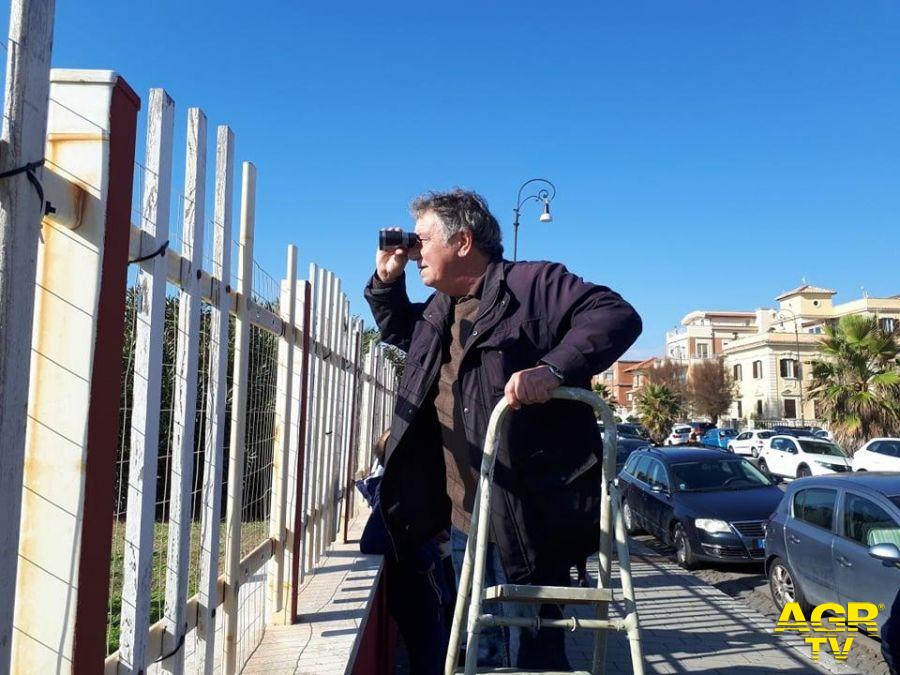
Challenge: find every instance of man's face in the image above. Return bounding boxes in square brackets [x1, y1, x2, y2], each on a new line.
[409, 210, 461, 291]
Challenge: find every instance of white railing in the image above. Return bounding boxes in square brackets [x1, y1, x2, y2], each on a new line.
[0, 3, 399, 673]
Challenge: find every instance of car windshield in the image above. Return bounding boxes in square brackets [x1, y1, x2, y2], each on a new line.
[670, 459, 773, 492]
[721, 429, 737, 436]
[798, 440, 848, 457]
[674, 426, 691, 434]
[758, 431, 774, 439]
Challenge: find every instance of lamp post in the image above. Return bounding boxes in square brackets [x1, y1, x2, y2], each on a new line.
[774, 308, 805, 426]
[512, 178, 556, 262]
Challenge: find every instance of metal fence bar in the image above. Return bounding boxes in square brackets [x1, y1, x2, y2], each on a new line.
[119, 88, 175, 674]
[196, 125, 234, 674]
[223, 161, 256, 675]
[161, 106, 207, 675]
[0, 2, 55, 666]
[267, 245, 297, 621]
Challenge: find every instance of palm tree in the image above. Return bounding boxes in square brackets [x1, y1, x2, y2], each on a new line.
[807, 314, 900, 451]
[591, 381, 618, 409]
[635, 383, 682, 444]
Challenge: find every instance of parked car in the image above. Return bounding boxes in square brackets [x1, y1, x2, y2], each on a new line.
[765, 473, 900, 638]
[617, 422, 650, 440]
[665, 424, 693, 446]
[700, 427, 738, 450]
[615, 437, 652, 473]
[770, 426, 817, 438]
[852, 438, 900, 472]
[617, 448, 784, 569]
[728, 430, 775, 458]
[757, 436, 851, 479]
[688, 421, 716, 443]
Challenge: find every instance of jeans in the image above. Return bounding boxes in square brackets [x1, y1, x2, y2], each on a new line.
[450, 527, 570, 670]
[450, 527, 511, 667]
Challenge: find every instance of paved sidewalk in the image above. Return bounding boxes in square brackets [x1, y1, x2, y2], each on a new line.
[564, 542, 856, 674]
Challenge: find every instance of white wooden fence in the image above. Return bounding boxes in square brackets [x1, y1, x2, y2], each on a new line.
[0, 2, 399, 673]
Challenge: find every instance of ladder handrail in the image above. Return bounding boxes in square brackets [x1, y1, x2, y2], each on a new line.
[444, 387, 642, 675]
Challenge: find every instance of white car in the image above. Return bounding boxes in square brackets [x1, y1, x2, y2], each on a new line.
[727, 430, 775, 458]
[851, 438, 900, 472]
[757, 435, 851, 478]
[665, 424, 692, 446]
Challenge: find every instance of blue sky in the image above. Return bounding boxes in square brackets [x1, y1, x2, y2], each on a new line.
[7, 1, 900, 359]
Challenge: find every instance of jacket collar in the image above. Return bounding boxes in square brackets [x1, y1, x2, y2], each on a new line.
[423, 258, 509, 331]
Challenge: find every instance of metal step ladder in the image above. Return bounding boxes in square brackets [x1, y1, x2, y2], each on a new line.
[444, 388, 644, 675]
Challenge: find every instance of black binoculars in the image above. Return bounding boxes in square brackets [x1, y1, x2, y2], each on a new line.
[379, 229, 420, 251]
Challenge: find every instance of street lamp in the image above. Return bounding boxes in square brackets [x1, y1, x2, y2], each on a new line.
[773, 308, 805, 426]
[512, 178, 556, 262]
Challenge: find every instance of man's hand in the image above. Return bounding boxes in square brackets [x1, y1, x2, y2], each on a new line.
[376, 227, 409, 283]
[504, 365, 562, 411]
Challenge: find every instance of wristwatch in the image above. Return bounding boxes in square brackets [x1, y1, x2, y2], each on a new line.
[542, 362, 565, 383]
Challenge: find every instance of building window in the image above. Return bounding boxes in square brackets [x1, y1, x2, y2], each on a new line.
[880, 318, 896, 333]
[779, 358, 800, 379]
[756, 400, 763, 416]
[737, 401, 743, 418]
[784, 399, 797, 419]
[697, 343, 709, 358]
[752, 360, 762, 379]
[733, 364, 743, 380]
[627, 393, 633, 402]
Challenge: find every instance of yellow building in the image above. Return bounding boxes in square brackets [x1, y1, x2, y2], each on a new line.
[722, 285, 900, 425]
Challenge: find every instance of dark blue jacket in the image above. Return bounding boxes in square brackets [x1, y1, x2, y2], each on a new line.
[365, 259, 641, 581]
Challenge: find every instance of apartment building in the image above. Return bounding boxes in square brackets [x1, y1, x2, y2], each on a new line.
[665, 310, 758, 363]
[594, 358, 655, 418]
[722, 285, 900, 424]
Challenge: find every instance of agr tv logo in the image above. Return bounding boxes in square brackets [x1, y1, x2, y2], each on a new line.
[774, 601, 882, 661]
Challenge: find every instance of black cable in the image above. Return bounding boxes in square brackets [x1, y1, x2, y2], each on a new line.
[129, 239, 169, 264]
[152, 631, 186, 664]
[0, 158, 54, 215]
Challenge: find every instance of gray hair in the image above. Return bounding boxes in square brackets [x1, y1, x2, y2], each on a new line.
[410, 188, 504, 260]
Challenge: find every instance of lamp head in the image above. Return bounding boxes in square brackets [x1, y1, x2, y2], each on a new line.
[539, 200, 552, 223]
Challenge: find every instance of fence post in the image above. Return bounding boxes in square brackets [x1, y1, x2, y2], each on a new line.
[0, 2, 55, 666]
[195, 125, 235, 674]
[161, 107, 207, 675]
[267, 244, 297, 623]
[304, 264, 324, 573]
[289, 280, 312, 618]
[11, 70, 138, 673]
[223, 161, 256, 675]
[119, 88, 175, 674]
[342, 318, 363, 542]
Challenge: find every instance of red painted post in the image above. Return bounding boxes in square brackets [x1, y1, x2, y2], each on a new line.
[290, 281, 313, 621]
[72, 74, 140, 672]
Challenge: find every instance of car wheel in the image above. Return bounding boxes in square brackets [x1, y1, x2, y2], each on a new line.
[768, 556, 810, 614]
[673, 523, 698, 570]
[758, 459, 770, 475]
[797, 465, 811, 478]
[623, 501, 641, 535]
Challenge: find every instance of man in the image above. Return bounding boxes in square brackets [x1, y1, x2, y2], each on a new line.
[365, 189, 641, 669]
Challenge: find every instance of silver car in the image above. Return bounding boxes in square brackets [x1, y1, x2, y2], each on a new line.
[764, 473, 900, 633]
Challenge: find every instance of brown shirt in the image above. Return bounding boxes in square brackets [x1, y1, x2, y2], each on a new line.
[435, 283, 482, 532]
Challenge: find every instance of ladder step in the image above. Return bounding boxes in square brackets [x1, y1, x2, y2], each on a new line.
[455, 670, 590, 674]
[484, 584, 613, 605]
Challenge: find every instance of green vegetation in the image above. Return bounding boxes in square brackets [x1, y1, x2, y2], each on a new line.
[808, 314, 900, 451]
